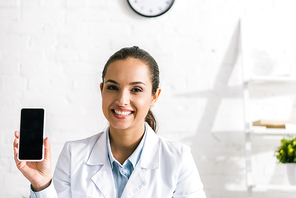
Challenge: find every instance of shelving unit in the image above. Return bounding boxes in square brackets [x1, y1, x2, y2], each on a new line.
[240, 9, 296, 197]
[243, 77, 296, 197]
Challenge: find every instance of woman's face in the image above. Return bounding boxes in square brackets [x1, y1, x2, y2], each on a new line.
[101, 58, 160, 131]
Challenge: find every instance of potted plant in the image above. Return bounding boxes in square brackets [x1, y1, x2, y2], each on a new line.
[275, 136, 296, 185]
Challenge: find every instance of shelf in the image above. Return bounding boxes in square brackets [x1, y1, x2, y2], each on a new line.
[252, 184, 296, 191]
[249, 76, 296, 83]
[249, 128, 296, 135]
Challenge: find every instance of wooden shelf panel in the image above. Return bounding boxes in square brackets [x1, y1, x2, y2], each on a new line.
[252, 184, 296, 191]
[251, 128, 296, 135]
[249, 76, 296, 83]
[247, 125, 296, 135]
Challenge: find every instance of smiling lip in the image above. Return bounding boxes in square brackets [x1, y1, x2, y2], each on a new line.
[111, 108, 134, 119]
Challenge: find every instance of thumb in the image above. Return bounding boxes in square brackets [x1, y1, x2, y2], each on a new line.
[44, 137, 51, 161]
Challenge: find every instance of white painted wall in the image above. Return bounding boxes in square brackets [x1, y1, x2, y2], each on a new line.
[1, 0, 296, 197]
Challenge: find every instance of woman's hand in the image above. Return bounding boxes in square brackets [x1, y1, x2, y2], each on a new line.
[13, 131, 52, 192]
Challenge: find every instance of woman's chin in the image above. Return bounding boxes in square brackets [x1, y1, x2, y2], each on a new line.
[109, 119, 144, 132]
[109, 122, 131, 130]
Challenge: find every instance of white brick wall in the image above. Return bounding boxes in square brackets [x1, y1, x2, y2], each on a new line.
[1, 0, 296, 197]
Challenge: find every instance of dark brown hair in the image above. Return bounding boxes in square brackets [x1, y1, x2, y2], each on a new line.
[102, 46, 160, 132]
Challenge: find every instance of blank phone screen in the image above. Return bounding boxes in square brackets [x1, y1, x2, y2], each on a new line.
[19, 108, 44, 160]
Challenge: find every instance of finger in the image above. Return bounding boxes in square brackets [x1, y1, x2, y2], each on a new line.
[15, 131, 19, 138]
[14, 146, 18, 158]
[44, 137, 51, 161]
[13, 147, 20, 165]
[13, 131, 20, 165]
[13, 138, 19, 161]
[14, 147, 27, 171]
[14, 147, 20, 163]
[13, 131, 19, 149]
[13, 136, 19, 149]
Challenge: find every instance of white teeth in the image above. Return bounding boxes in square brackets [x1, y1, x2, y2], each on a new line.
[114, 110, 132, 116]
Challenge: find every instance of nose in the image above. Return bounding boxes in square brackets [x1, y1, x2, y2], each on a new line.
[116, 89, 130, 106]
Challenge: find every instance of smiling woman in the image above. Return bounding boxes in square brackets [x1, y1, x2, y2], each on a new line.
[100, 58, 155, 132]
[101, 47, 160, 133]
[13, 46, 206, 198]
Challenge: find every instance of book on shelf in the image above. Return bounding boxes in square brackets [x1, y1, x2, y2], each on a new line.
[252, 120, 296, 129]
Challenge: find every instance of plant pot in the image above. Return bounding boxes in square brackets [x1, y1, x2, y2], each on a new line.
[287, 163, 296, 185]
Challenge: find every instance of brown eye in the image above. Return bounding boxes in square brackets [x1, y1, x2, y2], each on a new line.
[131, 87, 143, 92]
[107, 85, 118, 90]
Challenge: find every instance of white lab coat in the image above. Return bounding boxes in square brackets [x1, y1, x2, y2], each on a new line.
[30, 123, 206, 198]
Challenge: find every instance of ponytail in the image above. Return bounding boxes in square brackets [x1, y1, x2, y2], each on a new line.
[145, 109, 157, 133]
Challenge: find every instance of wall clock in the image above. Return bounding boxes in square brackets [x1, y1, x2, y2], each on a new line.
[127, 0, 175, 18]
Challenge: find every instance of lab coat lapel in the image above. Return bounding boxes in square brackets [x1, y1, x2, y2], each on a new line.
[121, 124, 160, 198]
[120, 166, 148, 198]
[91, 165, 115, 198]
[86, 128, 116, 198]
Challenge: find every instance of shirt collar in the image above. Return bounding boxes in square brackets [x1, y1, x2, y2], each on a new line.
[106, 124, 147, 169]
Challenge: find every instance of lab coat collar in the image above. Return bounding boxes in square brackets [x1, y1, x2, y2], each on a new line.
[139, 122, 160, 170]
[121, 123, 160, 198]
[85, 126, 116, 198]
[86, 123, 160, 169]
[85, 123, 160, 198]
[86, 126, 110, 166]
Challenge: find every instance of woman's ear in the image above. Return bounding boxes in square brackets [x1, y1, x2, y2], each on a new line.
[100, 83, 103, 93]
[150, 88, 161, 107]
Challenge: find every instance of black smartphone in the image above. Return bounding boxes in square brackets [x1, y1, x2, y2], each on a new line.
[18, 108, 45, 161]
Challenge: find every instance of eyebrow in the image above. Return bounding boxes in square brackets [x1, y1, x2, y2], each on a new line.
[105, 79, 146, 86]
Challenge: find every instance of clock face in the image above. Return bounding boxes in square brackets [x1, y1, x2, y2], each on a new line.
[127, 0, 175, 18]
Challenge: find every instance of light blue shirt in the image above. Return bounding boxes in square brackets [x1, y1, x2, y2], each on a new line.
[106, 126, 147, 198]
